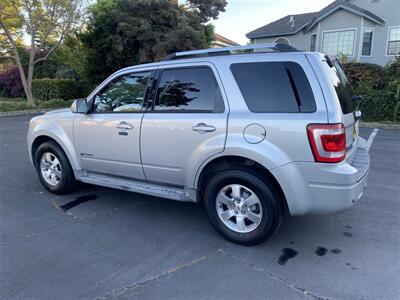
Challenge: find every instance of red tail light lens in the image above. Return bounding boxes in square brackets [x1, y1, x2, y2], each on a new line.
[320, 134, 346, 152]
[307, 124, 346, 163]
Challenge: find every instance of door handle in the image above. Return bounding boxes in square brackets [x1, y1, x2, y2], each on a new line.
[117, 121, 134, 130]
[192, 123, 216, 133]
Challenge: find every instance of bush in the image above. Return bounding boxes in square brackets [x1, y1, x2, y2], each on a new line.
[0, 98, 73, 112]
[34, 59, 78, 80]
[38, 98, 74, 108]
[384, 57, 400, 82]
[0, 67, 25, 98]
[77, 79, 96, 97]
[344, 59, 400, 123]
[343, 62, 384, 89]
[355, 82, 397, 122]
[0, 101, 33, 112]
[32, 78, 82, 100]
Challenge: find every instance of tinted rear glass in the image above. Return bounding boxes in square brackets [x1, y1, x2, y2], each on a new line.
[154, 67, 224, 112]
[327, 58, 355, 114]
[231, 62, 316, 113]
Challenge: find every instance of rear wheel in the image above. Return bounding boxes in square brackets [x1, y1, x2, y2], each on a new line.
[204, 169, 282, 245]
[34, 141, 75, 194]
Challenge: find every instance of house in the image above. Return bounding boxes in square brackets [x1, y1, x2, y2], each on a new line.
[211, 33, 240, 48]
[246, 0, 400, 65]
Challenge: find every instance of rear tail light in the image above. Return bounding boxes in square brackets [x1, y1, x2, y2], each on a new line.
[307, 124, 346, 163]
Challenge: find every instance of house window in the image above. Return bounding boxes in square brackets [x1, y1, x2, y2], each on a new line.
[362, 29, 374, 56]
[387, 27, 400, 56]
[322, 29, 356, 56]
[310, 34, 317, 51]
[274, 38, 290, 45]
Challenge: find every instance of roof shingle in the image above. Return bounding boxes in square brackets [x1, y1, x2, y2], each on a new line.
[246, 12, 318, 39]
[304, 0, 385, 32]
[246, 0, 385, 39]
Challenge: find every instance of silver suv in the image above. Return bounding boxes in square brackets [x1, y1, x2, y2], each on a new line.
[28, 44, 370, 245]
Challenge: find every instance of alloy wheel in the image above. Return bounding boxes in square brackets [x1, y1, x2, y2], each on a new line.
[40, 152, 62, 186]
[216, 184, 263, 233]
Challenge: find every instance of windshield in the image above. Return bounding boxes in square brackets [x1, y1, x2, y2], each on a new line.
[326, 57, 355, 115]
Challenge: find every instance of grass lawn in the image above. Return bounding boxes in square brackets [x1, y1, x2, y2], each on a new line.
[0, 97, 73, 112]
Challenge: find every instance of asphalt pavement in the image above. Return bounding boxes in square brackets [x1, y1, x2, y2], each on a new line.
[1, 115, 399, 300]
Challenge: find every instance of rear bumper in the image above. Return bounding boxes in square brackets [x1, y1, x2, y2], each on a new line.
[271, 137, 370, 216]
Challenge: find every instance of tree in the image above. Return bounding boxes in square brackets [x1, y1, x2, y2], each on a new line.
[183, 0, 227, 22]
[0, 0, 83, 105]
[34, 33, 87, 80]
[81, 0, 226, 84]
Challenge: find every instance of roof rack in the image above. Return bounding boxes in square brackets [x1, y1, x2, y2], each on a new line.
[162, 43, 299, 61]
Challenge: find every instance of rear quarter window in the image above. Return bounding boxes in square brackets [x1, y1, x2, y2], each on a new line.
[230, 62, 316, 113]
[330, 59, 355, 115]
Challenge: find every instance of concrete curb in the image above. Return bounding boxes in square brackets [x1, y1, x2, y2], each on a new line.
[360, 122, 400, 130]
[0, 108, 56, 117]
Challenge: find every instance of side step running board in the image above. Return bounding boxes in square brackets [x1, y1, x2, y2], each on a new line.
[78, 173, 195, 202]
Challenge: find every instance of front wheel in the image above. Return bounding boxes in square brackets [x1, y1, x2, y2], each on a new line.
[204, 169, 282, 245]
[34, 141, 75, 194]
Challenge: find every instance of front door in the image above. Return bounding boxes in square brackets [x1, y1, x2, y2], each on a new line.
[140, 64, 228, 186]
[74, 71, 152, 180]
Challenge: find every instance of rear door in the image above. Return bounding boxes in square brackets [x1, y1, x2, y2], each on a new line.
[140, 63, 228, 186]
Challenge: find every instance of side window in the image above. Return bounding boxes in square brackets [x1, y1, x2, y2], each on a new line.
[230, 62, 316, 113]
[310, 34, 317, 52]
[362, 29, 373, 56]
[154, 67, 224, 112]
[94, 72, 151, 113]
[387, 26, 400, 55]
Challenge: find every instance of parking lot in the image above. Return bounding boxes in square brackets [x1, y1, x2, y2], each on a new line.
[1, 114, 399, 300]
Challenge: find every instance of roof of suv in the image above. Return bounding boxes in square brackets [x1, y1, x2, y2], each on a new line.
[116, 43, 313, 74]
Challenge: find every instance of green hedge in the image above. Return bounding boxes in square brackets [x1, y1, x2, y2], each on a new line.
[354, 81, 399, 122]
[343, 62, 385, 89]
[32, 78, 82, 100]
[0, 98, 73, 112]
[343, 59, 400, 123]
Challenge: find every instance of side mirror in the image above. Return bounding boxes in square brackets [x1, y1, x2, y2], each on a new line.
[71, 98, 88, 114]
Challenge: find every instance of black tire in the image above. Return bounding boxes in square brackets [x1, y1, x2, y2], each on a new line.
[204, 168, 282, 246]
[34, 141, 75, 194]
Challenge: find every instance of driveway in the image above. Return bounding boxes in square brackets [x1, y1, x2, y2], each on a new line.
[1, 115, 399, 299]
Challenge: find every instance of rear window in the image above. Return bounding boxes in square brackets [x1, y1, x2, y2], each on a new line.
[230, 62, 316, 113]
[326, 58, 355, 114]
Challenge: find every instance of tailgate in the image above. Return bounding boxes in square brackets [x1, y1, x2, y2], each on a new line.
[344, 114, 359, 164]
[323, 56, 360, 163]
[349, 135, 370, 181]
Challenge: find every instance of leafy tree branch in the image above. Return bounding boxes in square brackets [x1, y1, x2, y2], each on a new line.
[0, 0, 83, 105]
